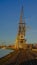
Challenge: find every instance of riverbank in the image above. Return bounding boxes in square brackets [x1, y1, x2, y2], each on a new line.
[0, 49, 37, 65]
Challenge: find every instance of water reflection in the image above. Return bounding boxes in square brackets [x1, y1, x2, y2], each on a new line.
[0, 49, 13, 58]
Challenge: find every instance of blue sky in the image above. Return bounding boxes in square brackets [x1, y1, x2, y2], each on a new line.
[0, 0, 37, 45]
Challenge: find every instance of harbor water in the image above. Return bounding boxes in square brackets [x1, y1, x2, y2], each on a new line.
[0, 49, 13, 58]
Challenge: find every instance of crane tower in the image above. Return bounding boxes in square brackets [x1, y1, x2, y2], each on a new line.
[15, 6, 27, 49]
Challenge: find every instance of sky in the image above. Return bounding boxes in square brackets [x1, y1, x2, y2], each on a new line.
[0, 0, 37, 45]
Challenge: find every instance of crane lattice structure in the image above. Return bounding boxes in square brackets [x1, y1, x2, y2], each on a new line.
[15, 6, 27, 49]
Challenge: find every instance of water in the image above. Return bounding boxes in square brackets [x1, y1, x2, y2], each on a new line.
[0, 49, 13, 58]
